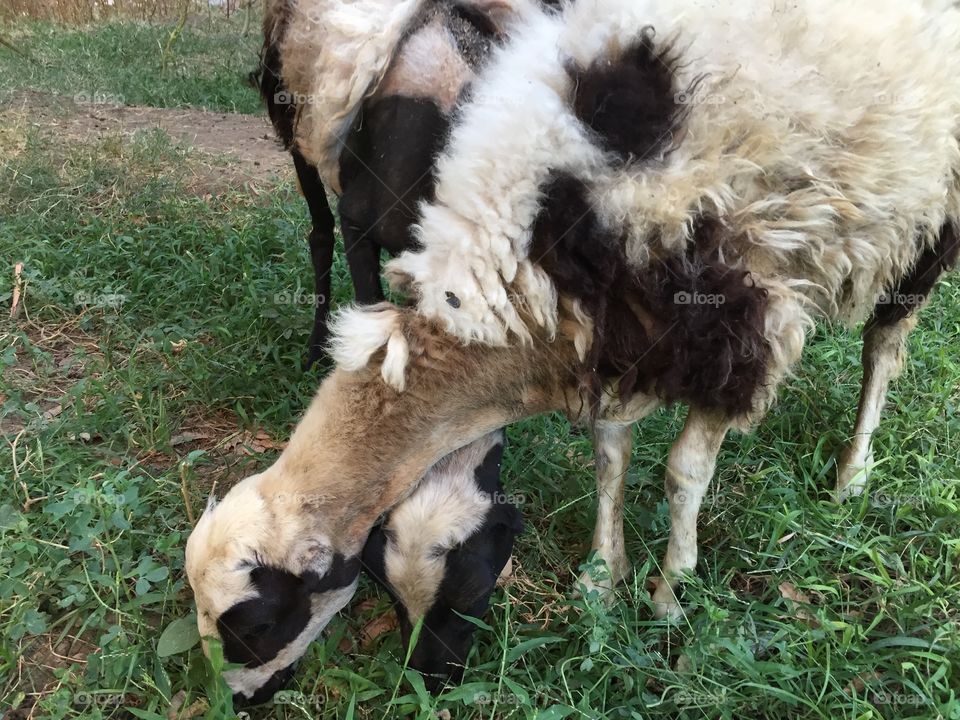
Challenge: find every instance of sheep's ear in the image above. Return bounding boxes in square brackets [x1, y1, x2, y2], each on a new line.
[302, 553, 362, 593]
[477, 440, 505, 479]
[473, 437, 506, 494]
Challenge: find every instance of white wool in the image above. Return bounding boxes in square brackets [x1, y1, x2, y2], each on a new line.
[385, 0, 960, 397]
[382, 328, 410, 391]
[281, 0, 430, 191]
[387, 6, 609, 344]
[327, 305, 409, 390]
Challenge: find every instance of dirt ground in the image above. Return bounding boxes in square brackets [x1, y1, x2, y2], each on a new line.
[2, 89, 291, 187]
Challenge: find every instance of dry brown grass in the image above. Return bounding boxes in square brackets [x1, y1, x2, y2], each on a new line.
[0, 0, 260, 24]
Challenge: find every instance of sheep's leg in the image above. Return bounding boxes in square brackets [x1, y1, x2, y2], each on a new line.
[577, 421, 633, 596]
[291, 151, 336, 368]
[652, 408, 730, 618]
[342, 222, 386, 305]
[836, 314, 917, 501]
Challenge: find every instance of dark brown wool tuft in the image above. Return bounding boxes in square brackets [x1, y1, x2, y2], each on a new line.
[569, 28, 687, 163]
[869, 222, 960, 328]
[250, 2, 296, 149]
[531, 173, 771, 418]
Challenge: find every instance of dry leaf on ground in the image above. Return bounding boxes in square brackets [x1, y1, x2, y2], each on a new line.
[778, 581, 820, 627]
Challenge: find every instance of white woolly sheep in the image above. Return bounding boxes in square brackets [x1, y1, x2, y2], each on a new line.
[187, 0, 960, 700]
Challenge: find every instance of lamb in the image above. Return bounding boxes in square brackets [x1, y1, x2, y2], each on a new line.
[253, 0, 543, 365]
[362, 429, 523, 689]
[187, 0, 960, 700]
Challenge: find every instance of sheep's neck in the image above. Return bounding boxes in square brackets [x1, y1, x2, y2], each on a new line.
[273, 334, 578, 548]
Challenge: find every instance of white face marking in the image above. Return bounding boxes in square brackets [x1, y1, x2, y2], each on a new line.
[382, 434, 502, 620]
[185, 476, 268, 627]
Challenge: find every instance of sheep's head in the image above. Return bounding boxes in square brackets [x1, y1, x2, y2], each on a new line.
[184, 472, 361, 706]
[361, 431, 523, 689]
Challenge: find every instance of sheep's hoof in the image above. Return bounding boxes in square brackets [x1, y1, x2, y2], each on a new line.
[835, 453, 872, 503]
[574, 558, 628, 603]
[651, 578, 683, 620]
[653, 600, 682, 620]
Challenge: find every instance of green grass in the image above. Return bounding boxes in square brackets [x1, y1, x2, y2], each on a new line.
[0, 17, 261, 113]
[1, 38, 960, 720]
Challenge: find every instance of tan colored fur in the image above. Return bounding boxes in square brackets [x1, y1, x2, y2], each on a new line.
[836, 315, 919, 501]
[382, 432, 502, 620]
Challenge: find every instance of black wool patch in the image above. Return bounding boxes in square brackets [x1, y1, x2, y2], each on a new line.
[869, 222, 959, 328]
[530, 173, 771, 418]
[338, 96, 449, 253]
[217, 554, 360, 669]
[570, 28, 684, 163]
[217, 565, 312, 669]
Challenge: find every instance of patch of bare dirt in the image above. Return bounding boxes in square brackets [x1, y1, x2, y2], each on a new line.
[5, 630, 100, 719]
[3, 89, 291, 190]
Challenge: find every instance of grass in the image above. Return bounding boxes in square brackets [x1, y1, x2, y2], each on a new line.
[0, 16, 261, 113]
[1, 20, 960, 720]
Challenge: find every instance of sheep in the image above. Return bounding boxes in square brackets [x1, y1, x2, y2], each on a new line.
[362, 429, 523, 689]
[187, 0, 960, 699]
[382, 0, 960, 598]
[253, 0, 544, 365]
